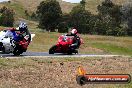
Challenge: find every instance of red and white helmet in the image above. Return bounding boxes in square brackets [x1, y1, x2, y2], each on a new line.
[71, 28, 77, 35]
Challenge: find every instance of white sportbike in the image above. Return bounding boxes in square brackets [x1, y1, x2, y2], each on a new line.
[0, 30, 35, 56]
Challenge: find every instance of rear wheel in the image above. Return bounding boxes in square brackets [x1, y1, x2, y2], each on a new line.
[74, 50, 78, 54]
[49, 45, 57, 54]
[13, 50, 21, 56]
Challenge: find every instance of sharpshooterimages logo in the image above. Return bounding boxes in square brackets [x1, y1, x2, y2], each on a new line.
[76, 66, 131, 86]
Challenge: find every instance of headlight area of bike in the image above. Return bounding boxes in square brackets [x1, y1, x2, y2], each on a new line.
[62, 36, 68, 42]
[58, 36, 68, 42]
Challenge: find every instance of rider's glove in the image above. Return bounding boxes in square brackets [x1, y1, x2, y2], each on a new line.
[71, 44, 76, 46]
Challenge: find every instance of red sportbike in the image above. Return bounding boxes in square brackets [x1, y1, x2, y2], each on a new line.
[49, 34, 83, 55]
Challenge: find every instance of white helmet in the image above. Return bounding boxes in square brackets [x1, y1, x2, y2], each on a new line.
[71, 28, 77, 35]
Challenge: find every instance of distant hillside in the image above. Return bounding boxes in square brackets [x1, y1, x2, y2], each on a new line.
[11, 0, 76, 13]
[0, 1, 39, 28]
[85, 0, 129, 14]
[11, 0, 130, 14]
[0, 0, 131, 20]
[0, 0, 130, 15]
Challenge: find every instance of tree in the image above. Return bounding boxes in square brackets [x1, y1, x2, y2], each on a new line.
[57, 13, 71, 33]
[31, 12, 37, 20]
[80, 0, 86, 9]
[0, 6, 14, 27]
[69, 5, 92, 34]
[97, 0, 125, 36]
[0, 6, 7, 13]
[8, 1, 11, 4]
[121, 2, 132, 35]
[36, 0, 62, 31]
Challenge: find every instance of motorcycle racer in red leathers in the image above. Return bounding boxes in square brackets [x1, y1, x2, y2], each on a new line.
[66, 28, 81, 50]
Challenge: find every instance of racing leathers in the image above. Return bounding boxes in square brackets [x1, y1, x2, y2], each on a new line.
[9, 28, 31, 46]
[66, 33, 81, 50]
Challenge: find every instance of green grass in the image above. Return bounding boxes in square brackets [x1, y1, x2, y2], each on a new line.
[91, 42, 132, 55]
[28, 31, 60, 52]
[28, 31, 132, 55]
[123, 82, 132, 88]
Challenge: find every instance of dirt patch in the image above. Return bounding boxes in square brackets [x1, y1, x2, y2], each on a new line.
[0, 57, 131, 88]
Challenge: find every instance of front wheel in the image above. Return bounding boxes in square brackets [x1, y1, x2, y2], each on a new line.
[13, 46, 23, 56]
[49, 45, 57, 54]
[13, 49, 23, 56]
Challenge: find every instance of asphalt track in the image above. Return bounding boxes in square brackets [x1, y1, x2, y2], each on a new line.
[0, 52, 127, 58]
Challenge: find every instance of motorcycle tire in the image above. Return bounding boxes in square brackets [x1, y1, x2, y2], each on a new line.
[13, 50, 22, 56]
[13, 46, 23, 56]
[67, 48, 74, 55]
[67, 51, 72, 55]
[74, 50, 78, 54]
[49, 45, 57, 54]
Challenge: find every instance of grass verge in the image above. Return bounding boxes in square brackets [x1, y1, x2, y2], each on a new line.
[28, 31, 132, 55]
